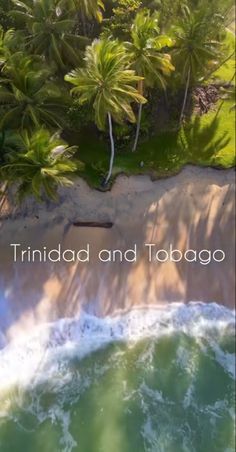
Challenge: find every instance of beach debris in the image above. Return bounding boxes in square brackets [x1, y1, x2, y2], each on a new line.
[193, 84, 220, 115]
[72, 221, 113, 228]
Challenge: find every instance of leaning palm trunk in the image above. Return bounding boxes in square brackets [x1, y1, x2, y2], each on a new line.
[132, 79, 144, 152]
[179, 67, 191, 127]
[0, 181, 8, 214]
[132, 103, 143, 152]
[105, 113, 115, 184]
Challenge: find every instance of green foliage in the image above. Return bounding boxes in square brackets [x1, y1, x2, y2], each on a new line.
[172, 7, 223, 85]
[113, 122, 133, 150]
[212, 30, 235, 82]
[10, 0, 89, 69]
[0, 26, 24, 68]
[64, 0, 105, 23]
[188, 0, 234, 24]
[0, 0, 234, 196]
[0, 52, 70, 130]
[127, 10, 174, 88]
[0, 129, 79, 201]
[149, 0, 184, 32]
[0, 0, 16, 31]
[0, 129, 25, 164]
[143, 0, 234, 33]
[65, 38, 146, 130]
[191, 95, 235, 168]
[67, 100, 94, 130]
[179, 116, 230, 163]
[0, 26, 14, 68]
[103, 0, 142, 39]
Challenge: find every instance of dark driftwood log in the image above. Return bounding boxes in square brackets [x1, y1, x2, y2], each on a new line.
[73, 221, 113, 228]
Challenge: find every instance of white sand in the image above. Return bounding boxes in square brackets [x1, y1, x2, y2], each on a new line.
[0, 166, 235, 342]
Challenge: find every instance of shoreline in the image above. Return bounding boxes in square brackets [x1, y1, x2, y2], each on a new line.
[0, 164, 234, 220]
[1, 302, 235, 384]
[0, 165, 235, 343]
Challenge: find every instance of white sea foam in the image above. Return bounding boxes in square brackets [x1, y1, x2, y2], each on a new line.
[0, 302, 235, 391]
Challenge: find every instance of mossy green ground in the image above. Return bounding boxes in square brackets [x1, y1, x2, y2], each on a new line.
[77, 31, 235, 188]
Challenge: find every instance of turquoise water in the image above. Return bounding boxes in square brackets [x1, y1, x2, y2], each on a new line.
[0, 304, 235, 452]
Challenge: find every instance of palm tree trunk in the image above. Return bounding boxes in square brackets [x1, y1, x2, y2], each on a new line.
[105, 113, 115, 184]
[0, 181, 8, 214]
[132, 79, 144, 152]
[179, 67, 191, 127]
[132, 103, 143, 152]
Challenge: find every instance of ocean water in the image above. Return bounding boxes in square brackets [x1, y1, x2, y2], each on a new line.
[0, 303, 235, 452]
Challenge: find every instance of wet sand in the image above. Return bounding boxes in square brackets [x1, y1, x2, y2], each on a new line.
[0, 166, 235, 342]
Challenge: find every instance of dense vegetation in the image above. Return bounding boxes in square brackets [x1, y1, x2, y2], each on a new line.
[0, 0, 235, 201]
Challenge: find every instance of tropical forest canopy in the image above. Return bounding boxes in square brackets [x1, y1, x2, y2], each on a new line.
[0, 0, 235, 200]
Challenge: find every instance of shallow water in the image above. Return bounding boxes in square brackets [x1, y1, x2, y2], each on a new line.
[0, 304, 235, 452]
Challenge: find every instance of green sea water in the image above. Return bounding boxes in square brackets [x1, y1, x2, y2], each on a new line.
[0, 306, 235, 452]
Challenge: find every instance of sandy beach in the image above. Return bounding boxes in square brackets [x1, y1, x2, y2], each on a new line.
[0, 165, 235, 342]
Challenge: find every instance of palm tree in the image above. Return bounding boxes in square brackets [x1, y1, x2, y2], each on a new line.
[10, 0, 88, 69]
[65, 38, 146, 184]
[0, 129, 78, 201]
[172, 7, 222, 126]
[126, 10, 174, 151]
[0, 52, 69, 130]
